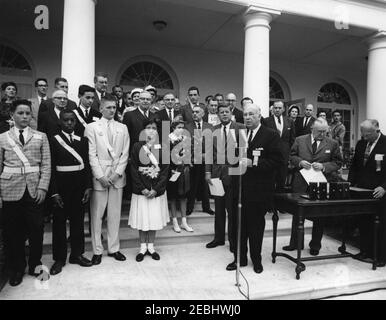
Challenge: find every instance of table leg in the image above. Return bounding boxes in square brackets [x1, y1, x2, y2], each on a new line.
[338, 217, 347, 254]
[272, 208, 279, 263]
[373, 213, 380, 270]
[295, 212, 305, 280]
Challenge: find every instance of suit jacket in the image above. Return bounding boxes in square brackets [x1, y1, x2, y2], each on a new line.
[180, 103, 208, 124]
[90, 90, 105, 112]
[85, 119, 130, 190]
[74, 107, 102, 137]
[38, 98, 77, 121]
[241, 125, 284, 202]
[37, 106, 62, 138]
[123, 108, 155, 154]
[348, 134, 386, 191]
[231, 107, 244, 124]
[0, 128, 51, 201]
[29, 97, 44, 130]
[262, 115, 295, 160]
[295, 116, 316, 137]
[290, 134, 342, 192]
[49, 132, 92, 196]
[154, 108, 181, 141]
[130, 141, 169, 196]
[185, 121, 213, 165]
[205, 121, 246, 186]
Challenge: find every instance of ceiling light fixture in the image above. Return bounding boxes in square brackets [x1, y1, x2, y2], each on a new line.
[153, 20, 167, 31]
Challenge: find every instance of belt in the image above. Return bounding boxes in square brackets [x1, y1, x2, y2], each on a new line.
[56, 164, 85, 172]
[3, 166, 40, 174]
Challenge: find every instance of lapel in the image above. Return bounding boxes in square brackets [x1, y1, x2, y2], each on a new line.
[136, 108, 148, 121]
[315, 138, 327, 155]
[367, 135, 385, 164]
[8, 128, 23, 147]
[24, 128, 34, 146]
[306, 134, 313, 154]
[59, 131, 73, 146]
[49, 105, 61, 126]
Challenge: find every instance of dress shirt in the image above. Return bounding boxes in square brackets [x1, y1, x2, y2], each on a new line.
[274, 115, 283, 136]
[13, 126, 29, 142]
[62, 130, 75, 143]
[311, 135, 321, 150]
[54, 107, 63, 119]
[138, 107, 149, 119]
[80, 105, 91, 118]
[368, 133, 381, 155]
[247, 124, 261, 143]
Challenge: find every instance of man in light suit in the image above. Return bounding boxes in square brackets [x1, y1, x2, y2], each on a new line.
[295, 104, 316, 137]
[29, 78, 48, 130]
[205, 104, 245, 251]
[0, 99, 51, 286]
[85, 94, 130, 265]
[283, 118, 342, 255]
[262, 101, 295, 191]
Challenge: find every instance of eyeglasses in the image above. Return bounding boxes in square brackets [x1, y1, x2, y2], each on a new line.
[54, 97, 68, 101]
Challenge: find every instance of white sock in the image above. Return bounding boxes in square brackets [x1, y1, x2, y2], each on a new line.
[140, 243, 147, 254]
[148, 243, 155, 254]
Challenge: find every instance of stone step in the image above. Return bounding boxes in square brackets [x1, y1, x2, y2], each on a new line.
[41, 212, 312, 254]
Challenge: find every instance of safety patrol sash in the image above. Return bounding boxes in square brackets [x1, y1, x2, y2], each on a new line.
[54, 135, 84, 166]
[73, 109, 88, 128]
[6, 132, 32, 167]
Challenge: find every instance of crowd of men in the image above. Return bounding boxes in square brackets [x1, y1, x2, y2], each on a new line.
[0, 73, 385, 288]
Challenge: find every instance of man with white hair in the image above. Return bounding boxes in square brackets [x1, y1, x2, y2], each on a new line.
[349, 119, 386, 267]
[283, 117, 342, 255]
[226, 104, 284, 274]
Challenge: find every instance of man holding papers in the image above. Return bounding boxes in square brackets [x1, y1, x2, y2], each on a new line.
[205, 104, 245, 252]
[283, 117, 342, 255]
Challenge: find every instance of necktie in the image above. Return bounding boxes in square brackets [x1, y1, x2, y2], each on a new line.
[196, 122, 201, 130]
[69, 133, 73, 144]
[304, 117, 309, 128]
[107, 122, 113, 145]
[168, 109, 173, 121]
[277, 116, 281, 124]
[223, 125, 228, 153]
[247, 129, 253, 146]
[312, 140, 318, 154]
[19, 130, 25, 146]
[85, 108, 89, 118]
[363, 142, 373, 166]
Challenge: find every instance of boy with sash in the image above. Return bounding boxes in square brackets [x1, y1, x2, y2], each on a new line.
[74, 85, 101, 137]
[0, 99, 51, 286]
[84, 95, 130, 265]
[49, 109, 93, 276]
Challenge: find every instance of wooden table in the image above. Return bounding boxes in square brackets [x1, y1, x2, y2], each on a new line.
[272, 193, 381, 279]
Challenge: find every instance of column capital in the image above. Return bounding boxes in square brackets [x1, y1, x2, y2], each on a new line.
[367, 31, 386, 52]
[243, 6, 281, 31]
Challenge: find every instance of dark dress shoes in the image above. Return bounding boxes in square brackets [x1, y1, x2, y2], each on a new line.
[108, 251, 126, 261]
[69, 255, 93, 267]
[28, 265, 46, 277]
[205, 209, 215, 215]
[186, 210, 192, 216]
[282, 245, 303, 251]
[146, 250, 160, 260]
[353, 252, 370, 261]
[9, 272, 24, 287]
[253, 263, 264, 274]
[377, 261, 386, 267]
[309, 249, 319, 256]
[91, 254, 102, 265]
[206, 240, 225, 249]
[50, 261, 65, 275]
[136, 253, 145, 262]
[226, 260, 247, 271]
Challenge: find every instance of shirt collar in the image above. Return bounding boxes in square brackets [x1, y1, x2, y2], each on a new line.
[138, 107, 148, 118]
[14, 126, 29, 136]
[62, 130, 74, 140]
[80, 105, 90, 115]
[100, 117, 114, 125]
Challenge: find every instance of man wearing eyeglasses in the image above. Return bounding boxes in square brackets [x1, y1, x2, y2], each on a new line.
[29, 78, 49, 130]
[225, 93, 244, 124]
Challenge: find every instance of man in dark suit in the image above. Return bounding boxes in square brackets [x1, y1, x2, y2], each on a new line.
[73, 85, 101, 137]
[348, 119, 386, 267]
[154, 93, 181, 141]
[49, 109, 93, 275]
[283, 118, 342, 255]
[295, 104, 316, 137]
[226, 104, 284, 274]
[29, 78, 49, 130]
[38, 90, 69, 138]
[180, 86, 208, 124]
[91, 72, 108, 112]
[185, 105, 214, 215]
[205, 104, 245, 251]
[262, 101, 295, 191]
[38, 78, 77, 119]
[225, 93, 244, 124]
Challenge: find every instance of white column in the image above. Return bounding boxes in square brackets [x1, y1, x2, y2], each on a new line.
[243, 7, 280, 117]
[61, 0, 95, 101]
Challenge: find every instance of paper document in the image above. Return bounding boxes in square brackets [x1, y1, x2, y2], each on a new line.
[208, 178, 225, 196]
[350, 187, 373, 192]
[300, 168, 327, 184]
[169, 171, 181, 182]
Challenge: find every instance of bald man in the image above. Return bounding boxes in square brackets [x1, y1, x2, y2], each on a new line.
[349, 120, 386, 266]
[225, 93, 244, 124]
[226, 104, 284, 274]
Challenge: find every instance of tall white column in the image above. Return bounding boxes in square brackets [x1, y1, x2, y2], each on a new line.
[61, 0, 95, 101]
[366, 31, 386, 132]
[243, 7, 280, 117]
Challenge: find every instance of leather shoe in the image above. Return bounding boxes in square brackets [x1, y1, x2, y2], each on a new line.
[310, 249, 319, 256]
[136, 253, 145, 262]
[50, 261, 64, 275]
[146, 250, 160, 260]
[204, 209, 215, 215]
[282, 245, 303, 251]
[91, 254, 102, 265]
[9, 272, 24, 286]
[226, 260, 247, 271]
[353, 252, 370, 261]
[377, 261, 386, 267]
[253, 263, 264, 274]
[69, 255, 92, 267]
[206, 240, 225, 249]
[186, 210, 192, 216]
[108, 251, 126, 261]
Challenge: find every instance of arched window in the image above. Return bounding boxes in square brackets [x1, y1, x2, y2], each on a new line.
[317, 82, 351, 104]
[120, 61, 174, 90]
[0, 44, 32, 74]
[269, 77, 285, 100]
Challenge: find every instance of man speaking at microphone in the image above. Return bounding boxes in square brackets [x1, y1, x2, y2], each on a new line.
[226, 104, 284, 274]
